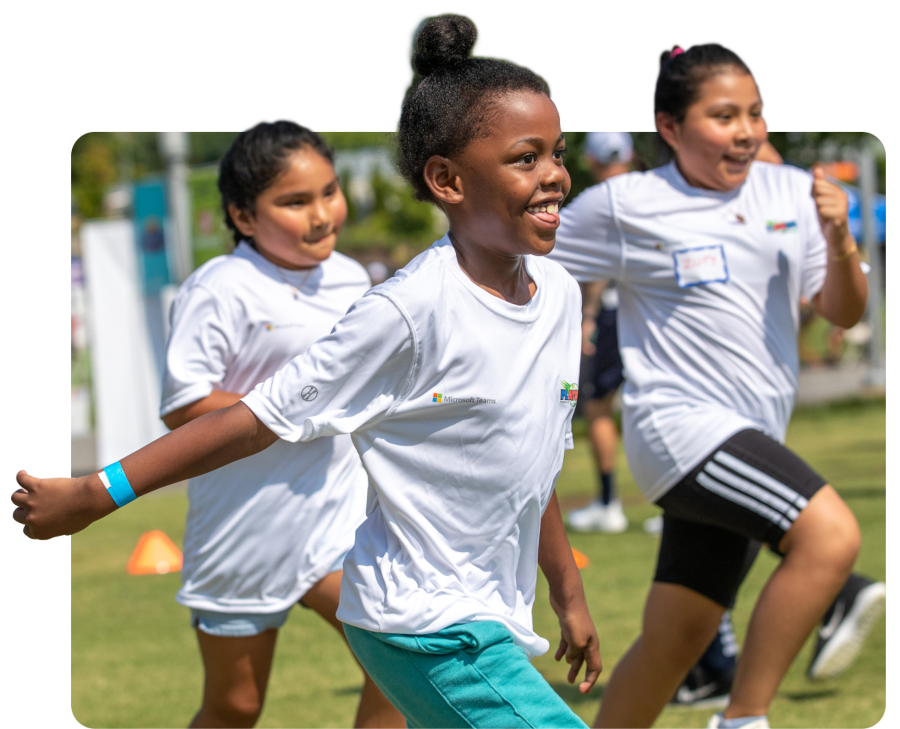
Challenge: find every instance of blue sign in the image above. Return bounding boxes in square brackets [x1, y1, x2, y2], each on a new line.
[841, 184, 886, 245]
[133, 179, 172, 293]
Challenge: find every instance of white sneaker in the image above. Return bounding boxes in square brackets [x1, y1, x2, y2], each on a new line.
[807, 575, 886, 680]
[706, 713, 770, 729]
[567, 499, 628, 533]
[643, 514, 663, 534]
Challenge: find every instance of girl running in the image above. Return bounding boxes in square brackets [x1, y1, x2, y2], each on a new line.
[135, 122, 401, 728]
[550, 44, 869, 729]
[14, 14, 600, 729]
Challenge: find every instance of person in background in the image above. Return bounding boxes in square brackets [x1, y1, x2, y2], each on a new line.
[551, 43, 880, 728]
[158, 122, 403, 729]
[567, 132, 634, 534]
[570, 137, 784, 537]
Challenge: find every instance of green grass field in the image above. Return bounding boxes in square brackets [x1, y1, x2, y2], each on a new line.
[72, 399, 885, 728]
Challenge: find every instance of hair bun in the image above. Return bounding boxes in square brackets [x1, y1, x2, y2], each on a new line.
[413, 14, 477, 77]
[656, 41, 684, 68]
[659, 45, 684, 67]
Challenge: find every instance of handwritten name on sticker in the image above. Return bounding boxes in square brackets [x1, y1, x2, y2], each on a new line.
[672, 245, 729, 288]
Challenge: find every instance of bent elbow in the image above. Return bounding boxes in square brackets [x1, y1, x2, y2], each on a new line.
[161, 413, 182, 430]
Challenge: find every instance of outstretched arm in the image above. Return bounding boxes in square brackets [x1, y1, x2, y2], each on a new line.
[13, 401, 277, 540]
[539, 491, 602, 693]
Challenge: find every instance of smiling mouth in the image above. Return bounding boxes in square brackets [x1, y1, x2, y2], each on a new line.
[723, 153, 752, 166]
[304, 231, 335, 244]
[526, 201, 561, 226]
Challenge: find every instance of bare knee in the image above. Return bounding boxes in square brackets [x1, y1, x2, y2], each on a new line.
[201, 688, 264, 728]
[781, 486, 860, 577]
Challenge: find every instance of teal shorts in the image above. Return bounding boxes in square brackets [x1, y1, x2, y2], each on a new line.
[343, 620, 587, 728]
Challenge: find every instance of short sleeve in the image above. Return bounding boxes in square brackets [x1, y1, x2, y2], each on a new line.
[243, 292, 416, 443]
[160, 284, 235, 417]
[550, 182, 622, 282]
[797, 174, 828, 301]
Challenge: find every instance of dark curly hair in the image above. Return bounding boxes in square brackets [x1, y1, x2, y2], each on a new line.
[397, 14, 551, 202]
[218, 121, 334, 245]
[655, 43, 752, 123]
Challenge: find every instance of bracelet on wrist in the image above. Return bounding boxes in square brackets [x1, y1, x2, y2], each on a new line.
[98, 461, 137, 508]
[831, 244, 858, 262]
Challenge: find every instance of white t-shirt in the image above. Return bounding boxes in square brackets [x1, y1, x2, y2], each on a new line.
[161, 241, 371, 613]
[550, 161, 829, 502]
[243, 235, 582, 657]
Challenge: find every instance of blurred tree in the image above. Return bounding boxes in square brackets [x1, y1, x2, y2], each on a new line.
[337, 168, 442, 254]
[189, 132, 238, 165]
[321, 132, 394, 151]
[71, 134, 118, 218]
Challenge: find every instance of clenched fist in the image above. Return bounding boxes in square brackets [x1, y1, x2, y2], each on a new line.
[11, 470, 116, 540]
[811, 166, 854, 253]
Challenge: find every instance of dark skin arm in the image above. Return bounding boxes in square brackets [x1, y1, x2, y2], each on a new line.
[539, 491, 602, 693]
[161, 390, 244, 430]
[13, 402, 278, 540]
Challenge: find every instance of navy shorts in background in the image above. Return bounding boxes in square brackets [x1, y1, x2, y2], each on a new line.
[582, 308, 624, 401]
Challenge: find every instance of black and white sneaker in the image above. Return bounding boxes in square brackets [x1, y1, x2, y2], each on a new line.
[669, 663, 734, 709]
[807, 573, 886, 680]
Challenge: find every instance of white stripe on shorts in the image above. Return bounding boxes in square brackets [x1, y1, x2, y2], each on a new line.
[704, 461, 800, 520]
[713, 450, 810, 509]
[696, 472, 793, 532]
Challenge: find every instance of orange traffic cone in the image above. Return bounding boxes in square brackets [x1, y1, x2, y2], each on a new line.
[571, 547, 590, 569]
[127, 530, 183, 575]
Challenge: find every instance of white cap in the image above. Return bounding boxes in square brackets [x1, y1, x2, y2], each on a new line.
[585, 132, 633, 165]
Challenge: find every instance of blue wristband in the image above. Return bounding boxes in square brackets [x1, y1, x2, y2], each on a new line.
[98, 461, 137, 508]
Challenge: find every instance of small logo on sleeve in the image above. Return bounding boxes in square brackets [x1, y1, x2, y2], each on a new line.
[766, 220, 797, 233]
[433, 393, 443, 403]
[560, 380, 578, 407]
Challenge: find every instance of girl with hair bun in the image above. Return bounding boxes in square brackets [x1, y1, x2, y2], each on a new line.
[551, 43, 872, 729]
[15, 15, 599, 728]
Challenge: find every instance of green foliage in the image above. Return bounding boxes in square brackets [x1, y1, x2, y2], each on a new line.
[320, 132, 395, 151]
[336, 167, 446, 257]
[71, 133, 119, 218]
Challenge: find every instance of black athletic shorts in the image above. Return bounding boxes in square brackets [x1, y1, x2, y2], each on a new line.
[652, 429, 828, 608]
[581, 309, 624, 401]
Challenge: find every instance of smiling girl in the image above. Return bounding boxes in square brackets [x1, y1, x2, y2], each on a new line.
[15, 16, 598, 728]
[551, 44, 870, 729]
[125, 122, 402, 728]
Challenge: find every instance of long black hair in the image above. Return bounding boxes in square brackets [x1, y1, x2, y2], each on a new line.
[218, 121, 334, 245]
[655, 44, 753, 123]
[396, 14, 550, 202]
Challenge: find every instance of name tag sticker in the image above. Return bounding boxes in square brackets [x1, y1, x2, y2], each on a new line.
[672, 245, 729, 288]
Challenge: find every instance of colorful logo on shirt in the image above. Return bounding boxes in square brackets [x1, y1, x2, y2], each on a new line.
[766, 220, 797, 233]
[432, 392, 496, 405]
[265, 323, 274, 331]
[560, 380, 578, 407]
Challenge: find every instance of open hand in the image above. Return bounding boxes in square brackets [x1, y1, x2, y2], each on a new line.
[811, 166, 852, 251]
[551, 594, 603, 693]
[12, 471, 114, 539]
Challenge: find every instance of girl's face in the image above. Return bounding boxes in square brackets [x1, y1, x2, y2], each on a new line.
[448, 91, 570, 257]
[657, 70, 766, 192]
[230, 146, 347, 269]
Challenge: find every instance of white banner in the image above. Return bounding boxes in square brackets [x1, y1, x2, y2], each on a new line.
[81, 220, 168, 467]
